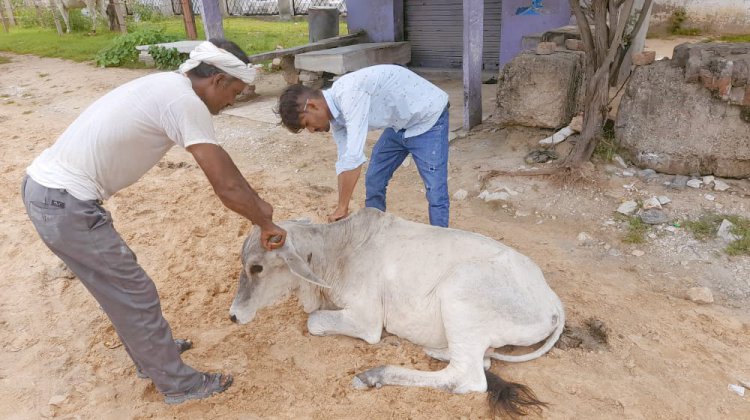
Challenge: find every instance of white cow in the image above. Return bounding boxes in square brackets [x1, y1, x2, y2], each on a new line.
[55, 0, 107, 33]
[230, 208, 565, 417]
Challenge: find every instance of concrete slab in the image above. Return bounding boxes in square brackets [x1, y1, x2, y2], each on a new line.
[222, 96, 280, 125]
[135, 40, 203, 53]
[294, 42, 411, 75]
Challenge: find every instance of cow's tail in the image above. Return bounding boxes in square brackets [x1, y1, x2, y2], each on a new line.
[488, 300, 565, 363]
[485, 370, 548, 418]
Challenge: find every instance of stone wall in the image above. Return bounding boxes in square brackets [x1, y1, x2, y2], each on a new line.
[650, 0, 750, 35]
[615, 43, 750, 178]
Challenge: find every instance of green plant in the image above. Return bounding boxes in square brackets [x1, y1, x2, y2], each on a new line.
[95, 27, 178, 67]
[686, 213, 750, 256]
[594, 119, 618, 162]
[129, 2, 165, 23]
[148, 45, 187, 70]
[622, 215, 648, 244]
[668, 7, 701, 36]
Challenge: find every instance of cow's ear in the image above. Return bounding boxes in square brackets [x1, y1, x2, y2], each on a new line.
[279, 239, 330, 289]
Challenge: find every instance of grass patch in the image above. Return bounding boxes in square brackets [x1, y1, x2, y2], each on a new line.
[0, 55, 10, 64]
[622, 215, 648, 244]
[594, 119, 618, 162]
[686, 213, 750, 256]
[0, 17, 348, 66]
[719, 34, 750, 43]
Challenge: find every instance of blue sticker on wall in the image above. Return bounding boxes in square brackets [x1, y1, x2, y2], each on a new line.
[516, 0, 544, 15]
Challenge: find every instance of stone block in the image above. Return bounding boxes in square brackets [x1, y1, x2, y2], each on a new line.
[565, 39, 584, 51]
[616, 60, 750, 178]
[632, 50, 656, 66]
[493, 51, 585, 129]
[536, 42, 557, 55]
[295, 42, 410, 75]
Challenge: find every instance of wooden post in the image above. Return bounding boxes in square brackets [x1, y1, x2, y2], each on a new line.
[113, 0, 127, 33]
[200, 0, 224, 39]
[181, 0, 197, 40]
[2, 0, 15, 26]
[462, 0, 483, 131]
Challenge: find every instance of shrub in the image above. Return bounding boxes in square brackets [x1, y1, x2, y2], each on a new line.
[148, 45, 187, 70]
[95, 27, 178, 67]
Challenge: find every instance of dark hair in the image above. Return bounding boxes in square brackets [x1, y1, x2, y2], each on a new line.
[188, 38, 250, 79]
[276, 84, 321, 133]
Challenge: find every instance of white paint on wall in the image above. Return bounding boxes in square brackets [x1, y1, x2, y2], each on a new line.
[652, 0, 750, 33]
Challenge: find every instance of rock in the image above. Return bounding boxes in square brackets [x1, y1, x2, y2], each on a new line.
[657, 195, 671, 205]
[271, 57, 282, 70]
[740, 378, 750, 390]
[616, 60, 750, 178]
[234, 84, 257, 103]
[48, 394, 67, 406]
[637, 168, 657, 179]
[565, 39, 585, 51]
[718, 219, 741, 243]
[728, 384, 746, 397]
[632, 50, 656, 66]
[640, 209, 669, 225]
[452, 189, 468, 201]
[687, 179, 702, 188]
[493, 51, 584, 129]
[613, 155, 628, 169]
[631, 250, 645, 257]
[525, 149, 558, 164]
[617, 201, 638, 215]
[536, 42, 557, 55]
[670, 175, 689, 189]
[569, 114, 583, 133]
[478, 190, 510, 202]
[577, 232, 595, 246]
[622, 170, 635, 177]
[713, 180, 730, 191]
[702, 175, 715, 185]
[704, 194, 715, 201]
[643, 197, 662, 209]
[687, 287, 714, 304]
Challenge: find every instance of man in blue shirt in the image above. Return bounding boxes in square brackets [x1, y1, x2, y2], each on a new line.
[277, 64, 450, 227]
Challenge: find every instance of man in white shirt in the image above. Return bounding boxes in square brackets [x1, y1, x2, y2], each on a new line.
[277, 64, 451, 226]
[21, 39, 287, 404]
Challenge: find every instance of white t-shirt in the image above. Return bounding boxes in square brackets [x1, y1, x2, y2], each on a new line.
[27, 72, 217, 201]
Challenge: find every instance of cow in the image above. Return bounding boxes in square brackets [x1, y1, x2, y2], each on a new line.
[229, 208, 565, 417]
[54, 0, 107, 33]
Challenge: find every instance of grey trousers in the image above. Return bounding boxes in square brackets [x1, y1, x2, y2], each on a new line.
[21, 176, 202, 394]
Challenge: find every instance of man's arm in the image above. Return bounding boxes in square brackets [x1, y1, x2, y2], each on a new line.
[329, 165, 362, 222]
[187, 143, 286, 250]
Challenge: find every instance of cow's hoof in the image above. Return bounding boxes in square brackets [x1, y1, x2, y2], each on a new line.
[351, 376, 369, 390]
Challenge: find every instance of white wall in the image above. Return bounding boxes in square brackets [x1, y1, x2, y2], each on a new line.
[651, 0, 750, 34]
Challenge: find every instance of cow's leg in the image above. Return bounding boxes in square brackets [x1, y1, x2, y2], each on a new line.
[424, 347, 490, 369]
[353, 345, 487, 393]
[307, 309, 383, 345]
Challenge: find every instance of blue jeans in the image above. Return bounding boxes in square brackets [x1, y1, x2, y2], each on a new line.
[365, 108, 450, 227]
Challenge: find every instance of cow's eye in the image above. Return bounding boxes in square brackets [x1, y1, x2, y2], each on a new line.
[250, 265, 263, 274]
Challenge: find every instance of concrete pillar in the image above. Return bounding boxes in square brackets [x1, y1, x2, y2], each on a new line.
[308, 6, 339, 43]
[616, 0, 653, 85]
[201, 0, 224, 39]
[278, 0, 293, 21]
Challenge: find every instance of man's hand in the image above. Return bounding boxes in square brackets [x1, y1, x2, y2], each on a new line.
[260, 223, 287, 250]
[327, 206, 349, 223]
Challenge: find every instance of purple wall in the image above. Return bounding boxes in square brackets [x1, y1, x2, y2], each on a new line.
[345, 0, 570, 67]
[345, 0, 403, 43]
[500, 0, 571, 67]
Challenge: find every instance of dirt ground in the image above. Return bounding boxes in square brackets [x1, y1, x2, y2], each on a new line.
[1, 52, 749, 420]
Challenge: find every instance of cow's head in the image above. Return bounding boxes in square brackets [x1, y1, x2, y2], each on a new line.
[229, 223, 329, 324]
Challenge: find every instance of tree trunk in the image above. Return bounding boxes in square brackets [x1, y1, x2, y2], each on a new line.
[2, 0, 15, 26]
[0, 3, 9, 32]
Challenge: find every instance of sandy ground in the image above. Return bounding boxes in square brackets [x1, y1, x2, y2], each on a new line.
[1, 53, 750, 420]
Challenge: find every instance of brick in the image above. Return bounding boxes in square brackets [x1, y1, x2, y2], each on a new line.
[632, 50, 656, 66]
[565, 39, 584, 51]
[535, 42, 557, 55]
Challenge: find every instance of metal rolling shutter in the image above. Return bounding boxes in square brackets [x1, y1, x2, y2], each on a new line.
[405, 0, 501, 70]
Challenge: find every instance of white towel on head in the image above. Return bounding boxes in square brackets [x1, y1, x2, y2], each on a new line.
[179, 41, 256, 84]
